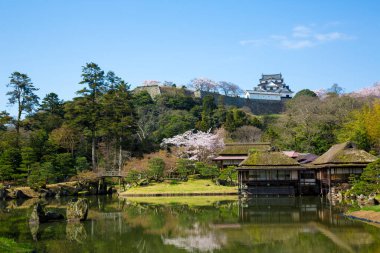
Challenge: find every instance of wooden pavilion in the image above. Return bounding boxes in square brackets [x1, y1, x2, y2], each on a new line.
[212, 143, 271, 168]
[311, 142, 377, 194]
[236, 149, 318, 195]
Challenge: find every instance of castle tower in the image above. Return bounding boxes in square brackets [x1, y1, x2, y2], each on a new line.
[245, 73, 293, 100]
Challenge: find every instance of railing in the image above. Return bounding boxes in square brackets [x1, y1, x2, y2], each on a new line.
[100, 170, 126, 177]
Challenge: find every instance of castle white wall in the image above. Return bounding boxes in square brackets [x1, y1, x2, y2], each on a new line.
[245, 92, 281, 100]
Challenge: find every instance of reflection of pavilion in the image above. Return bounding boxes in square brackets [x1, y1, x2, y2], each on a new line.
[237, 197, 355, 225]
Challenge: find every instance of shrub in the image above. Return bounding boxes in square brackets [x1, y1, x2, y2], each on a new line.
[170, 179, 179, 185]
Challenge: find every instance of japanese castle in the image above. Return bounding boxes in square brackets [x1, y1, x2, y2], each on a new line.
[244, 73, 293, 100]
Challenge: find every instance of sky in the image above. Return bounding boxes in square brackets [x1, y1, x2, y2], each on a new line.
[1, 0, 380, 116]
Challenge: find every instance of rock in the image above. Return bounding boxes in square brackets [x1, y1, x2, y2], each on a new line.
[366, 197, 379, 206]
[29, 203, 64, 224]
[38, 188, 54, 198]
[67, 198, 89, 222]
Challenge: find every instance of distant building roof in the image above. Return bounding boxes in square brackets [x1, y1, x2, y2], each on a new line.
[283, 151, 300, 158]
[212, 155, 248, 161]
[312, 142, 377, 166]
[297, 153, 319, 164]
[219, 143, 271, 155]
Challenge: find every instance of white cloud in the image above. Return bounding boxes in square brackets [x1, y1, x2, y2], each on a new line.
[281, 39, 315, 49]
[314, 32, 350, 42]
[239, 39, 264, 46]
[240, 23, 352, 49]
[292, 25, 312, 38]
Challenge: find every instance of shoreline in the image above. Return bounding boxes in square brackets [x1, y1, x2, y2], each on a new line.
[345, 210, 380, 227]
[119, 192, 237, 197]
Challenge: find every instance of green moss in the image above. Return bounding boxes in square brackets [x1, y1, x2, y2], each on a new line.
[241, 151, 299, 166]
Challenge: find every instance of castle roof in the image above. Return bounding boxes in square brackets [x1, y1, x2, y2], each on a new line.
[260, 74, 283, 81]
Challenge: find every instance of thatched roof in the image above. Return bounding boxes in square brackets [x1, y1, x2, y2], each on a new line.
[219, 143, 271, 155]
[312, 142, 377, 166]
[238, 150, 301, 169]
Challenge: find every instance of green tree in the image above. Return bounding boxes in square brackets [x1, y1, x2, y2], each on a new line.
[6, 72, 39, 145]
[39, 92, 64, 116]
[197, 95, 216, 131]
[218, 166, 237, 185]
[99, 81, 136, 170]
[75, 157, 90, 172]
[27, 162, 53, 188]
[20, 147, 37, 176]
[154, 110, 197, 141]
[0, 148, 21, 181]
[148, 158, 165, 181]
[0, 111, 12, 131]
[195, 162, 219, 179]
[125, 169, 141, 185]
[293, 89, 317, 99]
[176, 159, 193, 180]
[68, 62, 107, 170]
[350, 159, 380, 195]
[50, 153, 75, 181]
[132, 90, 154, 106]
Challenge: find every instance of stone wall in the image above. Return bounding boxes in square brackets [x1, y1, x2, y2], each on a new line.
[134, 85, 162, 98]
[195, 91, 288, 115]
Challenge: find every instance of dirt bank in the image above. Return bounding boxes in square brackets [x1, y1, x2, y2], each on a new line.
[345, 210, 380, 227]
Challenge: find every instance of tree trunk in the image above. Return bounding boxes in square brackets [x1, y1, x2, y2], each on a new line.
[118, 137, 122, 173]
[16, 102, 22, 147]
[92, 131, 96, 170]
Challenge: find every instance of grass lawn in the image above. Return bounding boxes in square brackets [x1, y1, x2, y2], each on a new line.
[126, 195, 238, 206]
[120, 178, 237, 196]
[361, 205, 380, 212]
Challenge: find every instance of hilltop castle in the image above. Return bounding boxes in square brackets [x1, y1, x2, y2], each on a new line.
[245, 74, 293, 100]
[134, 73, 293, 115]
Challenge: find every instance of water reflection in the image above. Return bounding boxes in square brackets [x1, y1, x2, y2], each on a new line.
[0, 196, 379, 253]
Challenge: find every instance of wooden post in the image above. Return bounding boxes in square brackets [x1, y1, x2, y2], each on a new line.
[328, 167, 331, 197]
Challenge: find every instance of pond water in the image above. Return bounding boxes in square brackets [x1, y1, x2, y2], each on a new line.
[0, 196, 379, 253]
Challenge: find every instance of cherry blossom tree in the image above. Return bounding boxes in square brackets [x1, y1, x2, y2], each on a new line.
[142, 80, 161, 86]
[352, 82, 380, 97]
[189, 78, 218, 92]
[218, 81, 243, 96]
[314, 89, 328, 100]
[161, 129, 224, 161]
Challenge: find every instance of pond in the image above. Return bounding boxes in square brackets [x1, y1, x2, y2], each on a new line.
[0, 196, 379, 253]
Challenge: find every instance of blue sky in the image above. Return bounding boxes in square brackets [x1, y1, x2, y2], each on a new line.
[1, 0, 379, 115]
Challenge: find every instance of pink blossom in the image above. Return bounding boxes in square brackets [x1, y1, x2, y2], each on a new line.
[161, 129, 224, 161]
